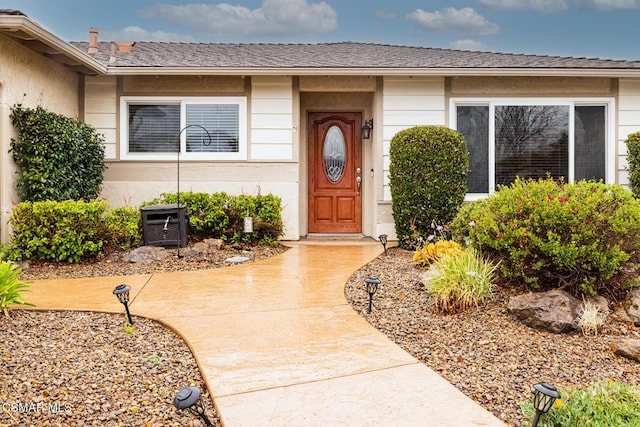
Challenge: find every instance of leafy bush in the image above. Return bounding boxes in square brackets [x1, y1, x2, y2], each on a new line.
[626, 131, 640, 198]
[521, 381, 640, 427]
[6, 200, 141, 262]
[9, 104, 106, 202]
[426, 247, 498, 314]
[413, 240, 463, 266]
[101, 206, 142, 251]
[144, 191, 283, 244]
[0, 261, 34, 316]
[389, 126, 468, 248]
[450, 178, 640, 298]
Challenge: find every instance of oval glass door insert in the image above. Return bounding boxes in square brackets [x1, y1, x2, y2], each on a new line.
[323, 125, 346, 183]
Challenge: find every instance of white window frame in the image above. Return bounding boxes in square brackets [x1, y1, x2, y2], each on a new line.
[120, 96, 248, 161]
[449, 97, 616, 200]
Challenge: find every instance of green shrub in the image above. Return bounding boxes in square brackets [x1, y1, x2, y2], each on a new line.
[144, 191, 283, 244]
[0, 261, 34, 317]
[389, 126, 468, 248]
[521, 381, 640, 427]
[9, 104, 106, 202]
[450, 178, 640, 298]
[6, 200, 108, 262]
[626, 131, 640, 198]
[426, 247, 498, 314]
[102, 206, 142, 251]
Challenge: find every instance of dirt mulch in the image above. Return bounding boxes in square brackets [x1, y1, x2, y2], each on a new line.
[344, 247, 640, 427]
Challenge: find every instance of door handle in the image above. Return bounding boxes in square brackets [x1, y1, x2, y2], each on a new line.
[356, 176, 361, 194]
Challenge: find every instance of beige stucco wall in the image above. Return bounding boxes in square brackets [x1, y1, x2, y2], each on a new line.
[0, 33, 80, 242]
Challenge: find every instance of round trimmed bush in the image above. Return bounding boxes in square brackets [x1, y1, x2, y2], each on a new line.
[625, 131, 640, 198]
[450, 177, 640, 299]
[389, 126, 468, 248]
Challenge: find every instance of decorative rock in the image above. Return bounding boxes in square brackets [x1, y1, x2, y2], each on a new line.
[204, 238, 224, 250]
[121, 246, 167, 264]
[625, 288, 640, 325]
[611, 339, 640, 362]
[507, 289, 582, 334]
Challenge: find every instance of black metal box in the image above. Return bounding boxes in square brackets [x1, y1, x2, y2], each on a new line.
[141, 204, 188, 248]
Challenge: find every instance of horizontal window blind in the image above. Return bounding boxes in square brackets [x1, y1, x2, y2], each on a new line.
[186, 104, 239, 153]
[128, 104, 180, 153]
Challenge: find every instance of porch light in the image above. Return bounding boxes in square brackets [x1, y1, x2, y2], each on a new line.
[531, 382, 561, 427]
[113, 284, 134, 325]
[364, 276, 381, 314]
[173, 386, 213, 426]
[362, 119, 373, 140]
[378, 234, 388, 256]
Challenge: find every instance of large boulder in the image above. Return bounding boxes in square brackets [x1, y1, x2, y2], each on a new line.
[507, 289, 582, 334]
[611, 339, 640, 363]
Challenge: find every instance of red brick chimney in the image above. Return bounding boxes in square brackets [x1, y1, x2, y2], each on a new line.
[88, 27, 98, 54]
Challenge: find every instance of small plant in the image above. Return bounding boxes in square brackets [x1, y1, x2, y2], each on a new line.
[576, 299, 608, 336]
[426, 247, 498, 314]
[0, 261, 34, 316]
[124, 324, 135, 335]
[521, 381, 640, 426]
[413, 240, 463, 266]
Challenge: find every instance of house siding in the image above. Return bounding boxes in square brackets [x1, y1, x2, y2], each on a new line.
[0, 33, 80, 242]
[382, 77, 446, 202]
[618, 78, 640, 187]
[250, 76, 294, 160]
[85, 75, 117, 159]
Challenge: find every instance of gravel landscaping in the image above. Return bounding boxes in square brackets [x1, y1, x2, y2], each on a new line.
[3, 242, 640, 426]
[345, 247, 640, 426]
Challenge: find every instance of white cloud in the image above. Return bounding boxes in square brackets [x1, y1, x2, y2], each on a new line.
[101, 26, 195, 42]
[576, 0, 640, 9]
[407, 7, 499, 36]
[478, 0, 569, 13]
[450, 39, 489, 51]
[139, 0, 337, 38]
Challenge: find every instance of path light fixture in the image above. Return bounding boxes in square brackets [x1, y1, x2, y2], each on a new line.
[531, 382, 561, 427]
[364, 276, 381, 314]
[362, 119, 373, 140]
[173, 386, 213, 426]
[112, 284, 133, 325]
[378, 234, 388, 256]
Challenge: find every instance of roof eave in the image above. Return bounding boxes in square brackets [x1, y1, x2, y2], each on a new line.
[104, 66, 640, 78]
[0, 14, 107, 75]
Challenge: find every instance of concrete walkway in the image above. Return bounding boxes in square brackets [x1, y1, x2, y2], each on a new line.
[25, 241, 506, 426]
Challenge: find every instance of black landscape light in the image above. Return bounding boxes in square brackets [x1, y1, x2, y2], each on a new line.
[113, 284, 133, 325]
[531, 382, 561, 427]
[364, 276, 381, 314]
[173, 386, 213, 426]
[378, 234, 388, 256]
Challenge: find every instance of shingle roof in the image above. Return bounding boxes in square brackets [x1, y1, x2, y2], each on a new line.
[69, 41, 640, 70]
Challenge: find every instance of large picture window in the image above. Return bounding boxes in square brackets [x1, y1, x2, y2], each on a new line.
[451, 98, 614, 198]
[120, 97, 247, 160]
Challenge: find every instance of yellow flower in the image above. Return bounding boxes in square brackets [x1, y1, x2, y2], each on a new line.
[554, 399, 563, 409]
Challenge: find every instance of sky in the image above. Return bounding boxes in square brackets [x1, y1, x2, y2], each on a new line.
[5, 0, 640, 60]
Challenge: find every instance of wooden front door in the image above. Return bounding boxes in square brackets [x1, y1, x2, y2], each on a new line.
[308, 112, 362, 233]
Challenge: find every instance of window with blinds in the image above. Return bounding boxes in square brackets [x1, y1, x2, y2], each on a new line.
[121, 97, 247, 160]
[452, 99, 612, 197]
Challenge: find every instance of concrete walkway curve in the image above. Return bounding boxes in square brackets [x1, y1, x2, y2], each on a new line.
[25, 241, 507, 426]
